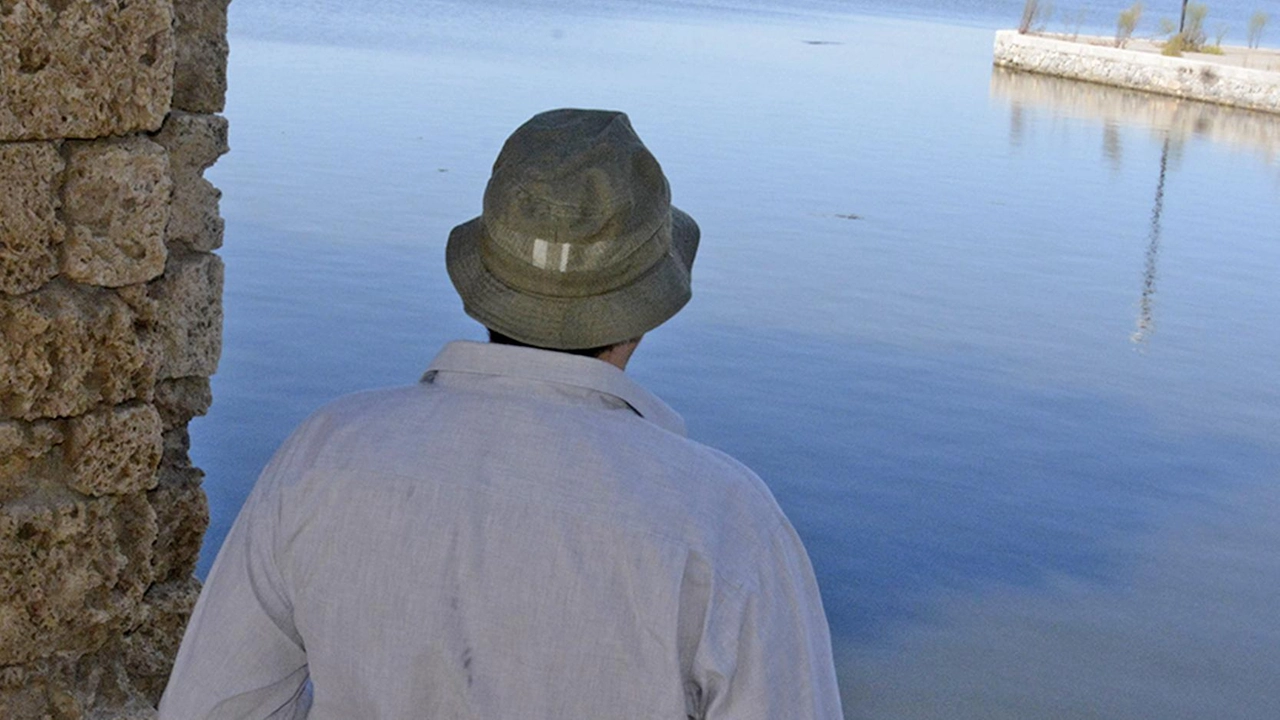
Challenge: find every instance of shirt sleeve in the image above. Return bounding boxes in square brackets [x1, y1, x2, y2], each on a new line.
[158, 432, 313, 720]
[693, 522, 844, 720]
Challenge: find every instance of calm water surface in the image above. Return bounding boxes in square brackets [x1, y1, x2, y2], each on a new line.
[196, 1, 1280, 717]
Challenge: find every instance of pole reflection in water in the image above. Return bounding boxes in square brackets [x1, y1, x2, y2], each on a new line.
[1132, 135, 1170, 345]
[991, 66, 1280, 347]
[1102, 121, 1122, 170]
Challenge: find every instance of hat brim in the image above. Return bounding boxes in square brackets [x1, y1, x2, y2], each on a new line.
[447, 208, 699, 350]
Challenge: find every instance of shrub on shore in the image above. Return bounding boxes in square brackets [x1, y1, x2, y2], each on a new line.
[1248, 11, 1268, 49]
[1184, 2, 1209, 48]
[1204, 23, 1229, 53]
[1064, 8, 1086, 40]
[1116, 2, 1143, 48]
[1019, 0, 1053, 34]
[1161, 1, 1208, 56]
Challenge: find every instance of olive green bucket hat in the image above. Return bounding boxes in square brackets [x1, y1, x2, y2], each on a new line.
[446, 109, 700, 350]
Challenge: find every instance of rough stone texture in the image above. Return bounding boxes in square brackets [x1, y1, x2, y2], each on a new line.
[153, 377, 213, 431]
[147, 465, 207, 585]
[0, 639, 162, 719]
[154, 112, 229, 252]
[172, 0, 230, 113]
[65, 404, 163, 497]
[0, 141, 64, 294]
[61, 137, 172, 288]
[0, 417, 62, 501]
[161, 425, 191, 470]
[2, 0, 228, 711]
[148, 250, 224, 380]
[993, 31, 1280, 115]
[0, 404, 162, 500]
[0, 491, 157, 666]
[121, 578, 202, 706]
[0, 281, 157, 422]
[0, 0, 175, 141]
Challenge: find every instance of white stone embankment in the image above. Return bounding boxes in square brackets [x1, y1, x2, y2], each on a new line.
[993, 30, 1280, 115]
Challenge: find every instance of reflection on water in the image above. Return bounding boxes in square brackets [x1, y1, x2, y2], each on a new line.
[990, 65, 1280, 168]
[991, 65, 1280, 348]
[1133, 136, 1169, 345]
[842, 479, 1280, 719]
[200, 4, 1280, 717]
[1102, 120, 1122, 168]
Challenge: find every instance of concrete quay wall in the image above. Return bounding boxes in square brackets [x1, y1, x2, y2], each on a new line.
[993, 30, 1280, 115]
[1, 0, 230, 715]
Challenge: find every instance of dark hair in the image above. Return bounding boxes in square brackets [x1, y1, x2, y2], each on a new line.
[487, 329, 614, 358]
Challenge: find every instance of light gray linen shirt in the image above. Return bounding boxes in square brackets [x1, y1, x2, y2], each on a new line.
[160, 341, 842, 719]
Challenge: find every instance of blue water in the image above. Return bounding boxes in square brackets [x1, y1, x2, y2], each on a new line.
[229, 0, 1280, 44]
[197, 1, 1280, 716]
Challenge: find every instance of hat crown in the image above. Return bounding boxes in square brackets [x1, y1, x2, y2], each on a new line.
[480, 110, 672, 298]
[446, 108, 699, 350]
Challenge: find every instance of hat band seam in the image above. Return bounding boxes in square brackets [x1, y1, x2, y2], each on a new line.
[478, 214, 673, 299]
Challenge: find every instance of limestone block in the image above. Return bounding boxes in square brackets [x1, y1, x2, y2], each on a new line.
[0, 281, 156, 421]
[147, 464, 207, 584]
[0, 637, 161, 719]
[173, 0, 230, 114]
[154, 112, 229, 252]
[148, 251, 223, 380]
[0, 142, 63, 295]
[64, 403, 163, 497]
[0, 417, 61, 500]
[161, 425, 191, 468]
[153, 376, 212, 431]
[0, 491, 156, 666]
[121, 577, 201, 705]
[155, 376, 212, 466]
[61, 137, 172, 288]
[0, 0, 175, 141]
[1, 405, 161, 498]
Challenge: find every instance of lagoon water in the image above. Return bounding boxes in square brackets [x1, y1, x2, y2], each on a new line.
[196, 1, 1280, 717]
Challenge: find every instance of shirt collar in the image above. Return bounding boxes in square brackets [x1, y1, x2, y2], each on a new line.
[423, 341, 687, 437]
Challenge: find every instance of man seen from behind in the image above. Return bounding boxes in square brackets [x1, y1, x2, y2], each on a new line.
[160, 108, 843, 719]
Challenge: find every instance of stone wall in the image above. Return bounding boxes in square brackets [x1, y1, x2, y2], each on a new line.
[993, 30, 1280, 115]
[1, 0, 229, 715]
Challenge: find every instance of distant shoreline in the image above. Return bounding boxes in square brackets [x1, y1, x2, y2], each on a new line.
[993, 31, 1280, 115]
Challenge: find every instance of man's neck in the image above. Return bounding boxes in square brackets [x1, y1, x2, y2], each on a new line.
[597, 338, 641, 371]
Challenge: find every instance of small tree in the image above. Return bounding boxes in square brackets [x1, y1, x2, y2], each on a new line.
[1183, 2, 1208, 49]
[1019, 0, 1039, 33]
[1116, 2, 1143, 47]
[1066, 9, 1087, 41]
[1037, 1, 1055, 32]
[1164, 2, 1207, 54]
[1248, 11, 1269, 49]
[1018, 0, 1054, 34]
